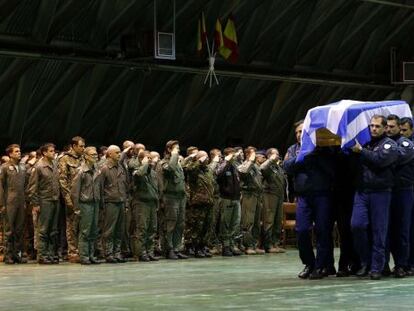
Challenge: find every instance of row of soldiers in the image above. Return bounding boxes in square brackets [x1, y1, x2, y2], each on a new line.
[0, 137, 286, 264]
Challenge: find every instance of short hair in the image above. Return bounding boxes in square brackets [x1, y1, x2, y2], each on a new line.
[165, 140, 179, 153]
[186, 146, 198, 156]
[209, 148, 221, 158]
[5, 144, 20, 156]
[40, 143, 56, 155]
[138, 150, 150, 160]
[84, 146, 97, 155]
[294, 119, 304, 128]
[244, 146, 257, 157]
[371, 115, 387, 127]
[223, 147, 236, 156]
[71, 136, 85, 147]
[387, 114, 400, 122]
[266, 148, 279, 157]
[99, 146, 108, 156]
[399, 117, 413, 129]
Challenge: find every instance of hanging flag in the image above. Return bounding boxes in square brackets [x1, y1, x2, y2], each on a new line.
[196, 12, 207, 55]
[214, 18, 224, 53]
[220, 15, 239, 63]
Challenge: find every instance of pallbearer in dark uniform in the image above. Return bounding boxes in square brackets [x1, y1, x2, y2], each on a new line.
[71, 147, 102, 265]
[0, 144, 27, 264]
[28, 143, 60, 264]
[283, 146, 335, 279]
[350, 115, 398, 280]
[384, 115, 414, 277]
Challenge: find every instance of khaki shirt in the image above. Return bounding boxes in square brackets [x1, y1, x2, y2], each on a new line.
[71, 163, 102, 210]
[101, 160, 128, 203]
[28, 158, 60, 205]
[0, 162, 26, 207]
[58, 150, 82, 207]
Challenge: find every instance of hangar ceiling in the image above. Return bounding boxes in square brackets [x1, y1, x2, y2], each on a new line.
[0, 0, 413, 152]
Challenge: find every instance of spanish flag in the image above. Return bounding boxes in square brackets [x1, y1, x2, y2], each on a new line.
[196, 12, 207, 55]
[214, 18, 224, 53]
[220, 15, 239, 63]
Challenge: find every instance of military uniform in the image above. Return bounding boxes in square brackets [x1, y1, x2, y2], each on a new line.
[185, 161, 215, 256]
[100, 160, 128, 262]
[58, 150, 82, 260]
[0, 161, 27, 263]
[260, 158, 285, 251]
[159, 153, 186, 256]
[216, 160, 241, 255]
[71, 163, 102, 263]
[28, 158, 60, 263]
[238, 160, 263, 251]
[351, 135, 398, 278]
[130, 161, 159, 260]
[206, 161, 221, 252]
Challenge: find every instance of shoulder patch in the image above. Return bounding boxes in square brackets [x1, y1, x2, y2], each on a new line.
[402, 141, 410, 147]
[384, 143, 391, 150]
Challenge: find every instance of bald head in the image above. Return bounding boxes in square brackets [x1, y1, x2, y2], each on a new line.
[107, 145, 121, 162]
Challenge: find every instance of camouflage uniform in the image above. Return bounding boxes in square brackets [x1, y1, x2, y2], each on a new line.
[185, 161, 215, 254]
[58, 150, 82, 259]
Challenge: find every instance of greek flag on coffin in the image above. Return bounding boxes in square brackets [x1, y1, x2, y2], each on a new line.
[297, 100, 412, 162]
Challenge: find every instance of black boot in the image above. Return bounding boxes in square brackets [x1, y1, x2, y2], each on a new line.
[309, 268, 324, 280]
[370, 271, 382, 280]
[298, 265, 313, 279]
[356, 265, 369, 277]
[394, 266, 406, 278]
[167, 250, 179, 260]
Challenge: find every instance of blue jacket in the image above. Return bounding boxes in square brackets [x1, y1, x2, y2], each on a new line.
[356, 135, 398, 191]
[391, 135, 414, 189]
[283, 147, 335, 195]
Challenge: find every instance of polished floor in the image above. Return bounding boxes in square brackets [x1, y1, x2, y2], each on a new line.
[0, 250, 413, 311]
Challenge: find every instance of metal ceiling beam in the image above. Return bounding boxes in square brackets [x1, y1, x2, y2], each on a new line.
[360, 0, 414, 9]
[0, 48, 396, 90]
[378, 11, 414, 52]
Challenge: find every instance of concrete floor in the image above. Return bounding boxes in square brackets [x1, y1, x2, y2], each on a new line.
[0, 250, 413, 311]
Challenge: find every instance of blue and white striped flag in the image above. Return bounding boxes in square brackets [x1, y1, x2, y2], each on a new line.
[297, 100, 412, 162]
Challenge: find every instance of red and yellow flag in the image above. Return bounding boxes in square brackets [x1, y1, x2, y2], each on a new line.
[220, 15, 238, 63]
[196, 12, 207, 55]
[214, 18, 224, 53]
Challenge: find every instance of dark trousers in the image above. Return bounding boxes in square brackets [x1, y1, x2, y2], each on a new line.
[38, 201, 59, 260]
[163, 195, 186, 252]
[102, 202, 124, 258]
[351, 191, 391, 273]
[78, 202, 99, 261]
[334, 189, 359, 270]
[386, 188, 413, 268]
[262, 192, 283, 250]
[131, 200, 157, 256]
[296, 194, 334, 269]
[219, 198, 241, 248]
[240, 192, 261, 248]
[4, 202, 25, 259]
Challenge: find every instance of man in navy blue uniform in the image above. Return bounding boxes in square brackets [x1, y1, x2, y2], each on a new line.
[350, 115, 398, 280]
[284, 120, 303, 203]
[384, 115, 414, 278]
[398, 117, 414, 275]
[284, 147, 335, 279]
